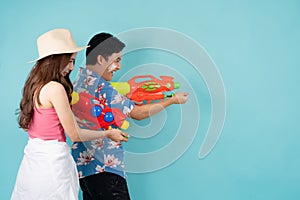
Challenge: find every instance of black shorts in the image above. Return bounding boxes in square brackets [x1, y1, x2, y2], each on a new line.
[79, 172, 131, 200]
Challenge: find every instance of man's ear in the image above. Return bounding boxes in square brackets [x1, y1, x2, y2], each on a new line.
[97, 55, 103, 65]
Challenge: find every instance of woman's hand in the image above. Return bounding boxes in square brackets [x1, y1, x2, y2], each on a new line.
[105, 129, 129, 142]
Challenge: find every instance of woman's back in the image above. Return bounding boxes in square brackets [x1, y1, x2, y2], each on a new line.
[28, 107, 66, 142]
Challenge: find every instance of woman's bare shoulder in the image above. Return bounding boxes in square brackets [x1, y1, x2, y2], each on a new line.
[42, 81, 65, 94]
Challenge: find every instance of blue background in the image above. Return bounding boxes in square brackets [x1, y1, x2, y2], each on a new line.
[1, 0, 300, 199]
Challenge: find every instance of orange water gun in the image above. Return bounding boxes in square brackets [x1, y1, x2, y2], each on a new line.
[111, 75, 180, 104]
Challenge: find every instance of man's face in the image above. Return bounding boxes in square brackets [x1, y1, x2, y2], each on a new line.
[100, 51, 122, 81]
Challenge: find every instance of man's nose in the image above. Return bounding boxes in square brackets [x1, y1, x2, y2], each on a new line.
[116, 63, 121, 70]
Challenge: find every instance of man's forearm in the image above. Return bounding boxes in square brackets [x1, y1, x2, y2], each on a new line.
[129, 98, 174, 120]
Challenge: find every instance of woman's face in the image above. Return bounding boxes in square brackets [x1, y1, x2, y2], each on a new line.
[61, 53, 77, 77]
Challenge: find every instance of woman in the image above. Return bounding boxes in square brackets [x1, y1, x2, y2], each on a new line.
[11, 29, 128, 200]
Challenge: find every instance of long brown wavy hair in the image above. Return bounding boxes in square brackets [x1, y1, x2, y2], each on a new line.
[18, 53, 73, 130]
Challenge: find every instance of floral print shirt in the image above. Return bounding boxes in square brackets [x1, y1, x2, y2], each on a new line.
[71, 68, 134, 179]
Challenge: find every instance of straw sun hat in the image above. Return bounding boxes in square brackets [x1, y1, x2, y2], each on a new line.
[29, 28, 88, 63]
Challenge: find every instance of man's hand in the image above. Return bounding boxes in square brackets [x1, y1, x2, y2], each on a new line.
[171, 92, 189, 104]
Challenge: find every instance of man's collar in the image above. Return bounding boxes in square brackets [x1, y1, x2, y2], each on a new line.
[80, 67, 108, 83]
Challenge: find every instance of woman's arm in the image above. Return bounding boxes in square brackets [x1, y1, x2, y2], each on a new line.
[40, 81, 128, 142]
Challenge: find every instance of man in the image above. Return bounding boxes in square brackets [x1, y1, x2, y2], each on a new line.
[71, 33, 189, 200]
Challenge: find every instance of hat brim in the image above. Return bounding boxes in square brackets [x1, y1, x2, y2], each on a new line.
[28, 46, 89, 63]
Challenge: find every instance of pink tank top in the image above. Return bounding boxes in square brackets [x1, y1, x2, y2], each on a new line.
[28, 108, 66, 142]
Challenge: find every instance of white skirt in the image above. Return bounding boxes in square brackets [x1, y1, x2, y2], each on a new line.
[11, 138, 79, 200]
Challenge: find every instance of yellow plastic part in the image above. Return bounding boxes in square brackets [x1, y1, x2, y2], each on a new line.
[71, 92, 79, 105]
[111, 82, 130, 95]
[121, 120, 130, 130]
